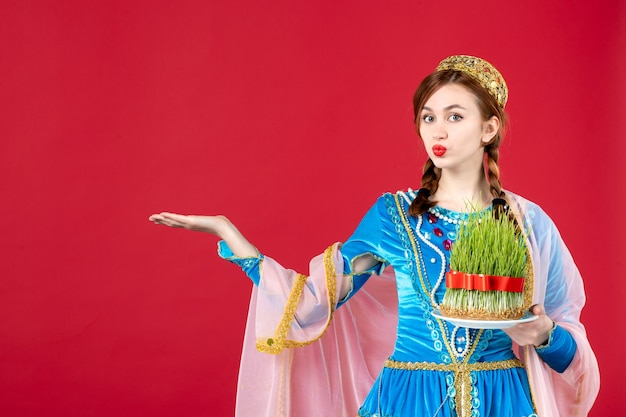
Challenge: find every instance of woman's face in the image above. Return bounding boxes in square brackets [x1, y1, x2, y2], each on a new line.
[418, 83, 498, 173]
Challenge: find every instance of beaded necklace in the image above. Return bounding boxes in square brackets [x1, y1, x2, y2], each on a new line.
[427, 206, 468, 225]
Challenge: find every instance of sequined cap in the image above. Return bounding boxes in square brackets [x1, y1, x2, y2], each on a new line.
[436, 55, 508, 108]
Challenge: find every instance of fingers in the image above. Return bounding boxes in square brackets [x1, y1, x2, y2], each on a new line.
[148, 212, 226, 234]
[529, 304, 545, 316]
[159, 212, 187, 221]
[148, 212, 189, 228]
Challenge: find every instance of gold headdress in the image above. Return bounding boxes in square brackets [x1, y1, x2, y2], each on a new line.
[436, 55, 508, 108]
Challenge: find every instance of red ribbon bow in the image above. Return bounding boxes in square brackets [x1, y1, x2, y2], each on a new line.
[446, 270, 525, 293]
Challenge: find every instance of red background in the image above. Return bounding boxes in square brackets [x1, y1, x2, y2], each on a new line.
[1, 1, 623, 415]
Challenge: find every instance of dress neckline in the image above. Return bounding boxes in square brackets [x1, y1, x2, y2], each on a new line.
[427, 205, 492, 225]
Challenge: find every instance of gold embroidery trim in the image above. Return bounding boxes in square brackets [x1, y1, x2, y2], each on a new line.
[256, 244, 338, 354]
[393, 195, 462, 360]
[523, 345, 538, 413]
[505, 196, 535, 313]
[384, 358, 523, 371]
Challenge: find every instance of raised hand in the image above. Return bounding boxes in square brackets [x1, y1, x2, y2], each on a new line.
[149, 213, 231, 235]
[148, 212, 258, 258]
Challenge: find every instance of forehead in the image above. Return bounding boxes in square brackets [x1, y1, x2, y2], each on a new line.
[422, 83, 478, 111]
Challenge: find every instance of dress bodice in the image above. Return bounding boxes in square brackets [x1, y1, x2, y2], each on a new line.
[365, 192, 516, 364]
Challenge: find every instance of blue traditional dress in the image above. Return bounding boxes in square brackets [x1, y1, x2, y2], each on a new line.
[220, 190, 592, 417]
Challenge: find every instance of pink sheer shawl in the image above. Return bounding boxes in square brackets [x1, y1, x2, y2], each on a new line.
[234, 193, 600, 417]
[509, 194, 600, 417]
[235, 246, 398, 416]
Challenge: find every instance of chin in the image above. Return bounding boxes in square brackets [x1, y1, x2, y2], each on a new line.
[430, 158, 446, 168]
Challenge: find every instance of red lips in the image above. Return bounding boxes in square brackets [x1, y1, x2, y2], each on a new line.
[432, 145, 447, 157]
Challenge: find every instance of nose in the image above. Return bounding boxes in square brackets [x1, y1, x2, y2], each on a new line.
[431, 121, 447, 140]
[417, 118, 447, 140]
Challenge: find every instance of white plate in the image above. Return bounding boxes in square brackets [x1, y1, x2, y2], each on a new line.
[431, 309, 538, 329]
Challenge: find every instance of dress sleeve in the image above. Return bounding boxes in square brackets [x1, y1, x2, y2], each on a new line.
[217, 240, 263, 285]
[216, 196, 391, 309]
[535, 324, 578, 373]
[337, 196, 391, 304]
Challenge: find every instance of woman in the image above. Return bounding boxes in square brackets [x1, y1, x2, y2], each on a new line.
[150, 55, 600, 416]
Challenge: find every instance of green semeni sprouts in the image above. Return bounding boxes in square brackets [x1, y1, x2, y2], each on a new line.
[441, 206, 528, 320]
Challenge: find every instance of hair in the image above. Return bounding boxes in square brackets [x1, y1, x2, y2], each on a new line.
[408, 70, 509, 217]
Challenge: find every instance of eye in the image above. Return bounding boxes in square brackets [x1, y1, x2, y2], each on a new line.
[422, 114, 435, 123]
[449, 113, 463, 122]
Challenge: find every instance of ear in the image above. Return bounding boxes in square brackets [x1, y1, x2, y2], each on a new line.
[481, 116, 500, 144]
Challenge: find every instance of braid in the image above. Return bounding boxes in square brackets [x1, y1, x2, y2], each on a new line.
[485, 145, 520, 230]
[409, 158, 441, 216]
[485, 145, 504, 199]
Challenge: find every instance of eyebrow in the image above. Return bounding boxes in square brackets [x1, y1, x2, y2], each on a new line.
[422, 104, 467, 112]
